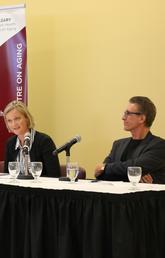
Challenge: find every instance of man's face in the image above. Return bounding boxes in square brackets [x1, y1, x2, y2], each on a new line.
[122, 103, 145, 132]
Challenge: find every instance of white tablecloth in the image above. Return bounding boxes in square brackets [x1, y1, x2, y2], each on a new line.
[0, 174, 165, 194]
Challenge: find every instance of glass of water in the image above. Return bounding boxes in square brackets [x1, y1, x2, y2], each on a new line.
[127, 166, 142, 189]
[30, 162, 43, 181]
[67, 162, 79, 182]
[8, 161, 20, 183]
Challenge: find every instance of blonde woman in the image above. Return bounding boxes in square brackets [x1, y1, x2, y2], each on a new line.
[3, 100, 60, 177]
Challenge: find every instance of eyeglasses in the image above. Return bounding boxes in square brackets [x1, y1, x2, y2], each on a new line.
[123, 110, 142, 116]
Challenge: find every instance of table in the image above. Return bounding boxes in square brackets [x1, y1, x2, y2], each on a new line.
[0, 175, 165, 258]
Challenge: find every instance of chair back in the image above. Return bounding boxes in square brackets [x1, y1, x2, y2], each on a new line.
[60, 164, 86, 179]
[0, 161, 4, 173]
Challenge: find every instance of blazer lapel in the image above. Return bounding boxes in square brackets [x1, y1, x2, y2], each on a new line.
[117, 138, 132, 160]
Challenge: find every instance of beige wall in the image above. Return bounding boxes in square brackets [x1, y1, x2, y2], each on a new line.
[1, 0, 165, 178]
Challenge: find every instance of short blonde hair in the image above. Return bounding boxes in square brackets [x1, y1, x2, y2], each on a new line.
[3, 100, 35, 131]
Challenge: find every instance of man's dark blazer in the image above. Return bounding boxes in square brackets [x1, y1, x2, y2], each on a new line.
[97, 132, 165, 184]
[4, 131, 61, 177]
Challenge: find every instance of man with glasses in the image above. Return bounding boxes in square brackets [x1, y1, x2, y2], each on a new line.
[94, 96, 165, 184]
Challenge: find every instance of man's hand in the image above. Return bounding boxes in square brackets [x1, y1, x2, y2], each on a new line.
[94, 164, 105, 177]
[140, 173, 153, 184]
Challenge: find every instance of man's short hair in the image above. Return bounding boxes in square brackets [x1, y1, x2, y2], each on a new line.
[129, 96, 156, 127]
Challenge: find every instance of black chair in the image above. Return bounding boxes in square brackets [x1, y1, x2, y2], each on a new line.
[0, 161, 4, 173]
[0, 161, 87, 179]
[60, 164, 86, 179]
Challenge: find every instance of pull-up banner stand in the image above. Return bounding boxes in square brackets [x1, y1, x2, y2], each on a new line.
[0, 4, 27, 160]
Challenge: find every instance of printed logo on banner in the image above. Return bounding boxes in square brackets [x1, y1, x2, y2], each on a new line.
[0, 7, 25, 46]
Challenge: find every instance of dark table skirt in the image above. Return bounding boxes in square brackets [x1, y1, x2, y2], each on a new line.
[0, 184, 165, 258]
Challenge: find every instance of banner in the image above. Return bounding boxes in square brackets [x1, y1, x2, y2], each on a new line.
[0, 4, 27, 160]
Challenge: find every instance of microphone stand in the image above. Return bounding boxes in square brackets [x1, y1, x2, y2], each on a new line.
[64, 147, 71, 180]
[17, 149, 34, 180]
[65, 147, 71, 166]
[58, 146, 78, 182]
[65, 147, 78, 182]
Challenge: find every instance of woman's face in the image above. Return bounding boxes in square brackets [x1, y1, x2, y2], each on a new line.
[5, 108, 29, 137]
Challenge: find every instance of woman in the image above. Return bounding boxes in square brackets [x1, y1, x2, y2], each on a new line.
[3, 100, 61, 177]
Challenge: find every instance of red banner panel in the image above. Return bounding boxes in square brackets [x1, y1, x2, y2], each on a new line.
[0, 5, 27, 160]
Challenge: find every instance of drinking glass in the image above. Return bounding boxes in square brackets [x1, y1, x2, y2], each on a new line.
[8, 161, 20, 183]
[30, 162, 43, 181]
[66, 162, 79, 182]
[127, 166, 142, 189]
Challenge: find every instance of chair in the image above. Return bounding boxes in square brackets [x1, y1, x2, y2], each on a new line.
[0, 161, 87, 179]
[60, 164, 86, 179]
[0, 161, 4, 173]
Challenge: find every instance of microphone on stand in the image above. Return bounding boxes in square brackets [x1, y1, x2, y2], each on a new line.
[18, 132, 33, 180]
[23, 132, 31, 155]
[53, 135, 81, 155]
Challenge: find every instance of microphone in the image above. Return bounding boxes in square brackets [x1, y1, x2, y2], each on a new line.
[23, 132, 31, 154]
[53, 135, 81, 155]
[18, 132, 34, 179]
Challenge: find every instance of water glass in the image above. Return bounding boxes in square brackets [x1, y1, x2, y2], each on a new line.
[67, 162, 79, 182]
[8, 161, 20, 183]
[30, 162, 43, 181]
[127, 166, 142, 189]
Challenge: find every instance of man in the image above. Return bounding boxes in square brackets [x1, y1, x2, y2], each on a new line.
[95, 96, 165, 184]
